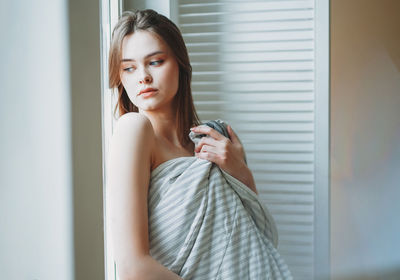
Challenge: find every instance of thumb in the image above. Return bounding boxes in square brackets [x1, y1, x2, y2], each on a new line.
[227, 125, 239, 144]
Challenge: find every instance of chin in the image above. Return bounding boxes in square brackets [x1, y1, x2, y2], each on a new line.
[137, 103, 160, 112]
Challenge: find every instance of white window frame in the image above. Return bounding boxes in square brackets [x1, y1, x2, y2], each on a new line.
[100, 0, 122, 279]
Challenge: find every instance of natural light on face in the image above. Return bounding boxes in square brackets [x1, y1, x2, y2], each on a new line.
[119, 30, 179, 113]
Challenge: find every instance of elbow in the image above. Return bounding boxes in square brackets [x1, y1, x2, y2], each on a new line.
[118, 268, 142, 280]
[119, 274, 141, 280]
[117, 256, 150, 280]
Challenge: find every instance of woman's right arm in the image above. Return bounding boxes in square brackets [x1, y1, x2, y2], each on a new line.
[106, 113, 183, 280]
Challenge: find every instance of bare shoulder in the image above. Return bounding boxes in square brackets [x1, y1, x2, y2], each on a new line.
[113, 112, 154, 139]
[109, 112, 155, 172]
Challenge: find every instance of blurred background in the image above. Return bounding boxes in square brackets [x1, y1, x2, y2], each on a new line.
[0, 0, 399, 279]
[330, 0, 400, 279]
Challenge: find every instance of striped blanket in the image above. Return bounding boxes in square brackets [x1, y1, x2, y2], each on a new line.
[148, 156, 292, 280]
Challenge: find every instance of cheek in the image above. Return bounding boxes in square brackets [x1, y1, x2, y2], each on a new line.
[121, 73, 137, 92]
[120, 72, 127, 89]
[120, 73, 139, 102]
[163, 63, 179, 91]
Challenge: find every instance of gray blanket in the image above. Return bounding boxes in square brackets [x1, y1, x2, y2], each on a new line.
[148, 157, 292, 279]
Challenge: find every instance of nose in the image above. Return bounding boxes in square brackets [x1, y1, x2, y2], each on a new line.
[138, 68, 152, 84]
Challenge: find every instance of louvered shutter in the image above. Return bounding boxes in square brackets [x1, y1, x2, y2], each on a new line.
[177, 1, 329, 279]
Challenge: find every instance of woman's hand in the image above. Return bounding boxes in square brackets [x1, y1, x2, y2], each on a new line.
[191, 125, 258, 194]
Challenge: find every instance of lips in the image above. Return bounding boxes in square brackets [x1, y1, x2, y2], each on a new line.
[138, 87, 158, 96]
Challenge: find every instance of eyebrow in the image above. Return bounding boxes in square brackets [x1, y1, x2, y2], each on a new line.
[121, 51, 165, 62]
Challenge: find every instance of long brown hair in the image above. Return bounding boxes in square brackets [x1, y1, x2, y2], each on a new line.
[108, 9, 200, 147]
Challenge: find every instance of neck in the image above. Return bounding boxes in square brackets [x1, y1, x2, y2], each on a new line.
[139, 106, 183, 148]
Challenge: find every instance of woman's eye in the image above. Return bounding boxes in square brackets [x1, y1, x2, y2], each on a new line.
[123, 67, 135, 72]
[150, 60, 164, 66]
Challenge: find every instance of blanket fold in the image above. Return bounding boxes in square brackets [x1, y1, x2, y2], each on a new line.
[148, 156, 292, 280]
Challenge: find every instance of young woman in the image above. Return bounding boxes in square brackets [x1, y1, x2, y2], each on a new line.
[107, 9, 291, 280]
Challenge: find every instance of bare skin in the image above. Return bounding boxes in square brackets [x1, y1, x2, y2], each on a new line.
[108, 112, 187, 280]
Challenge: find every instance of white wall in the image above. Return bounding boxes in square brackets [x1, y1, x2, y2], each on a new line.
[331, 0, 400, 279]
[0, 0, 105, 279]
[0, 0, 73, 279]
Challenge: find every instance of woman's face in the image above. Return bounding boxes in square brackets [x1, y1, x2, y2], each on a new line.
[120, 30, 179, 113]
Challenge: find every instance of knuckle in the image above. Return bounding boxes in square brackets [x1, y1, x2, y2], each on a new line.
[197, 138, 207, 149]
[221, 152, 228, 163]
[200, 136, 210, 145]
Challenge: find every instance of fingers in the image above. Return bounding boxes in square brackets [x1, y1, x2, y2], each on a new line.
[190, 125, 227, 141]
[195, 141, 229, 166]
[192, 124, 241, 168]
[194, 136, 222, 153]
[196, 144, 216, 154]
[227, 125, 240, 144]
[195, 149, 224, 165]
